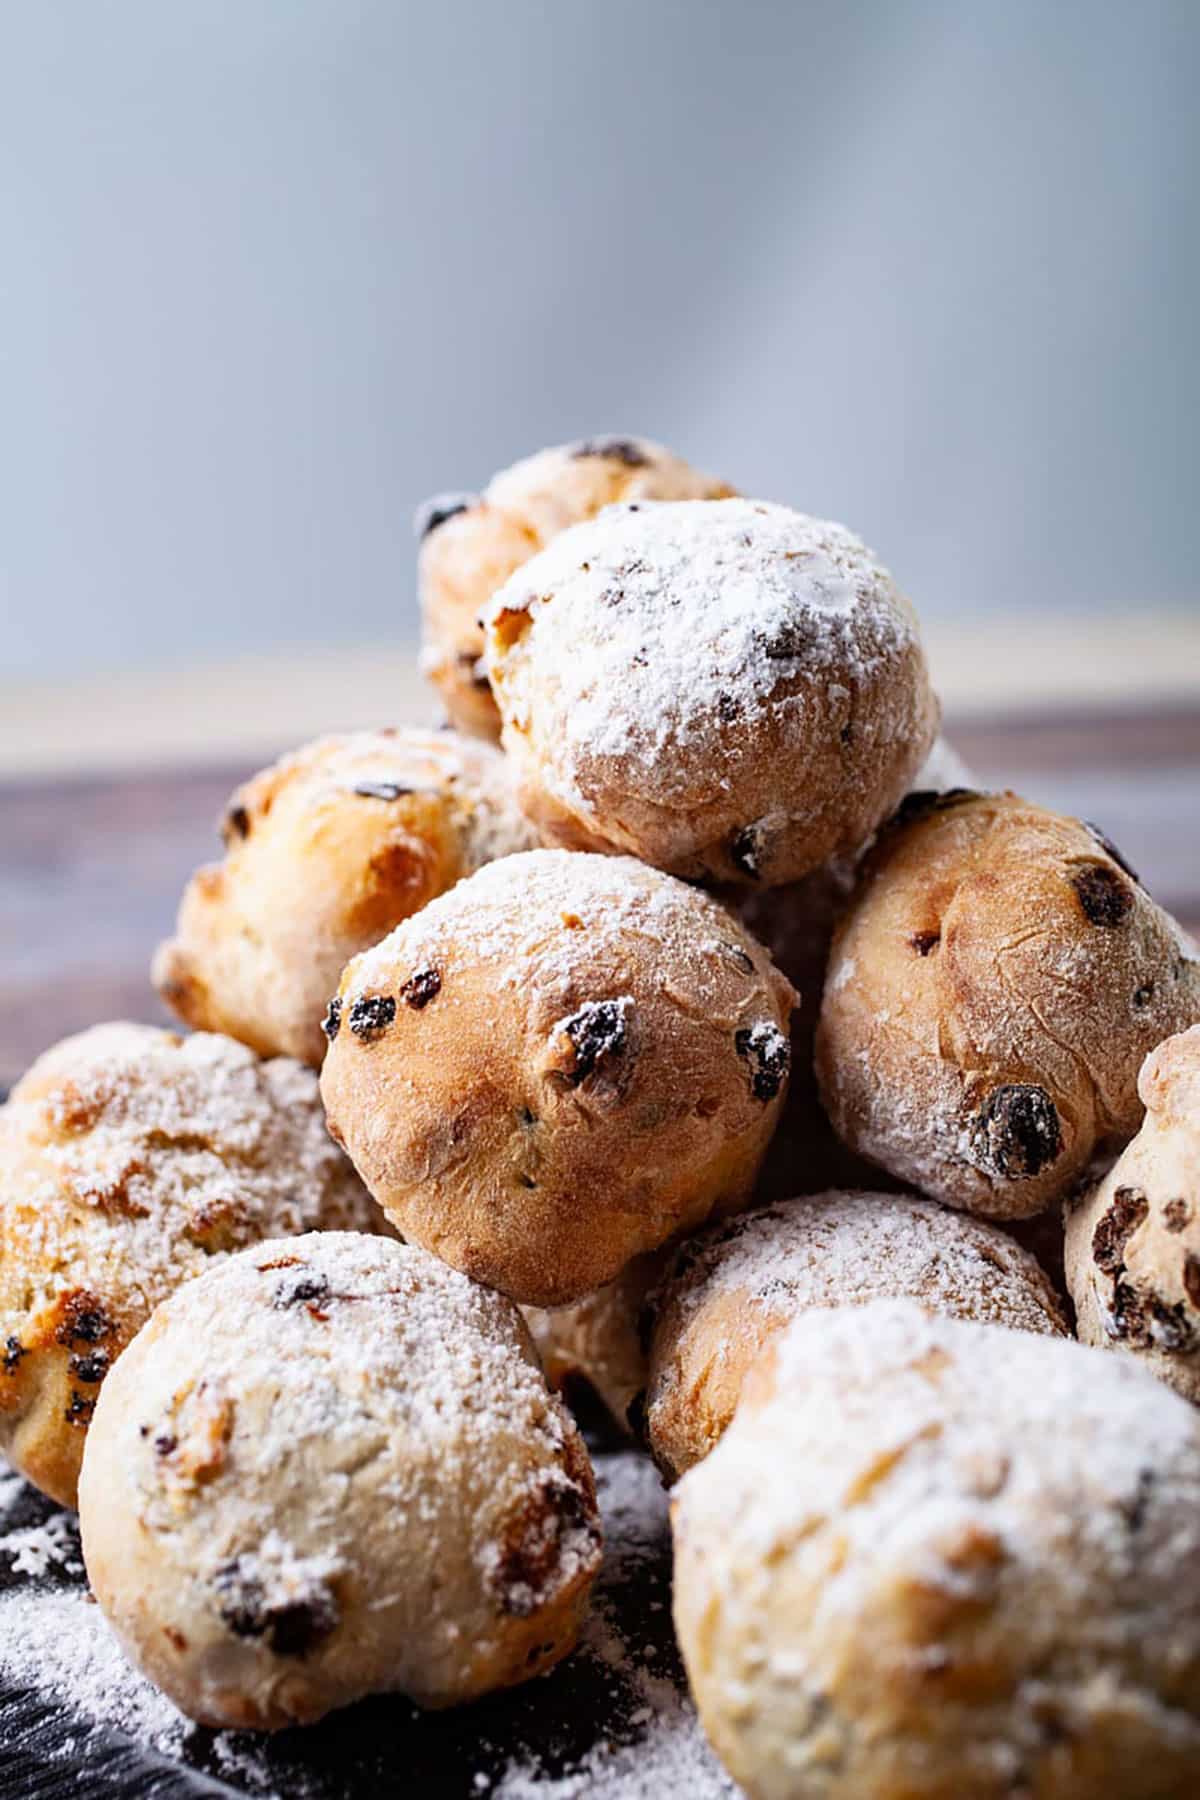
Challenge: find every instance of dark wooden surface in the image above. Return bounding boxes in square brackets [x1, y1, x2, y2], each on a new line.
[2, 706, 1198, 1088]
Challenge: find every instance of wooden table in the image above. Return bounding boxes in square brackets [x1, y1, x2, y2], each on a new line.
[2, 705, 1198, 1090]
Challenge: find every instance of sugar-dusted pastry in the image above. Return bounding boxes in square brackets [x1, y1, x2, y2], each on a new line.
[1066, 1024, 1200, 1400]
[0, 1024, 380, 1507]
[79, 1233, 601, 1728]
[153, 729, 535, 1067]
[643, 1191, 1065, 1478]
[320, 850, 796, 1307]
[483, 499, 938, 886]
[417, 435, 733, 737]
[817, 791, 1200, 1218]
[672, 1299, 1200, 1799]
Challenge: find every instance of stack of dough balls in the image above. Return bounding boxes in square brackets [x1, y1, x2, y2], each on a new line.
[416, 434, 734, 738]
[4, 429, 1199, 1777]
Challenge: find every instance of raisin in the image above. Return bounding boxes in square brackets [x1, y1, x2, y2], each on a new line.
[716, 691, 737, 723]
[353, 781, 413, 801]
[400, 966, 442, 1010]
[65, 1391, 95, 1425]
[735, 1023, 791, 1102]
[488, 1472, 601, 1616]
[1133, 981, 1155, 1009]
[561, 1000, 629, 1086]
[348, 995, 397, 1040]
[55, 1296, 112, 1347]
[273, 1273, 332, 1311]
[1123, 1467, 1156, 1532]
[970, 1085, 1062, 1180]
[321, 996, 342, 1042]
[1071, 863, 1133, 928]
[223, 804, 251, 843]
[3, 1336, 24, 1373]
[1163, 1198, 1190, 1233]
[761, 618, 817, 660]
[1083, 821, 1140, 884]
[723, 941, 754, 974]
[1092, 1187, 1149, 1274]
[909, 930, 940, 956]
[569, 437, 648, 468]
[69, 1351, 109, 1384]
[1185, 1254, 1200, 1310]
[730, 825, 762, 880]
[414, 492, 474, 540]
[154, 1433, 178, 1458]
[213, 1558, 338, 1657]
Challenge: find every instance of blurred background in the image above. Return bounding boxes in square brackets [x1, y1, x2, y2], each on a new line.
[1, 0, 1198, 774]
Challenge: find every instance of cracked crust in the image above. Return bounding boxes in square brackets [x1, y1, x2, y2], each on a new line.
[1066, 1025, 1200, 1400]
[319, 850, 796, 1306]
[672, 1300, 1200, 1799]
[816, 793, 1200, 1218]
[417, 436, 734, 738]
[79, 1233, 601, 1728]
[153, 729, 536, 1067]
[0, 1024, 382, 1506]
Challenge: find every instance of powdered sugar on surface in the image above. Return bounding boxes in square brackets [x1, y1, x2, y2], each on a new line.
[0, 1445, 737, 1798]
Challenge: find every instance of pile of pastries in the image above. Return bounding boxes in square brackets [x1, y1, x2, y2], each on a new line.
[3, 434, 1200, 1796]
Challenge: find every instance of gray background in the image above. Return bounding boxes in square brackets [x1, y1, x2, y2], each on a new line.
[1, 0, 1196, 680]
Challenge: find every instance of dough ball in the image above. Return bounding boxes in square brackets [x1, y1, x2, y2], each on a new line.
[643, 1191, 1065, 1479]
[154, 729, 536, 1067]
[1066, 1024, 1200, 1400]
[417, 436, 732, 738]
[0, 1024, 380, 1507]
[319, 849, 797, 1307]
[79, 1232, 601, 1728]
[817, 791, 1200, 1219]
[672, 1299, 1200, 1800]
[482, 498, 939, 886]
[521, 1249, 667, 1435]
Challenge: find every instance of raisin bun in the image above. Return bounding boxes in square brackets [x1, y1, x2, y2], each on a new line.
[521, 1249, 668, 1436]
[0, 1024, 380, 1507]
[643, 1191, 1065, 1479]
[417, 435, 733, 738]
[1066, 1024, 1200, 1400]
[482, 498, 939, 886]
[817, 792, 1200, 1219]
[153, 729, 535, 1067]
[79, 1233, 601, 1728]
[320, 850, 797, 1308]
[672, 1300, 1200, 1800]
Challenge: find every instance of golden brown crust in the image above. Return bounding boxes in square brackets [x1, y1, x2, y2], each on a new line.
[417, 437, 733, 738]
[319, 850, 797, 1307]
[816, 792, 1200, 1218]
[0, 1024, 381, 1507]
[153, 729, 535, 1067]
[643, 1191, 1066, 1480]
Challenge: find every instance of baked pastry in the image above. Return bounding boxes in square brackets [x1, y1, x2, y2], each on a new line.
[672, 1299, 1200, 1799]
[482, 498, 939, 885]
[1066, 1024, 1200, 1400]
[417, 435, 733, 737]
[319, 849, 797, 1307]
[817, 791, 1200, 1218]
[153, 729, 536, 1067]
[79, 1232, 601, 1728]
[521, 1249, 667, 1435]
[0, 1024, 380, 1508]
[643, 1191, 1065, 1479]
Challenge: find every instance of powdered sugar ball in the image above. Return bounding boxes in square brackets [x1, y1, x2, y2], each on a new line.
[154, 728, 536, 1068]
[817, 791, 1200, 1219]
[0, 1024, 382, 1508]
[482, 498, 938, 885]
[672, 1299, 1200, 1800]
[79, 1232, 602, 1729]
[417, 436, 733, 738]
[1066, 1025, 1200, 1401]
[643, 1192, 1065, 1479]
[320, 850, 797, 1307]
